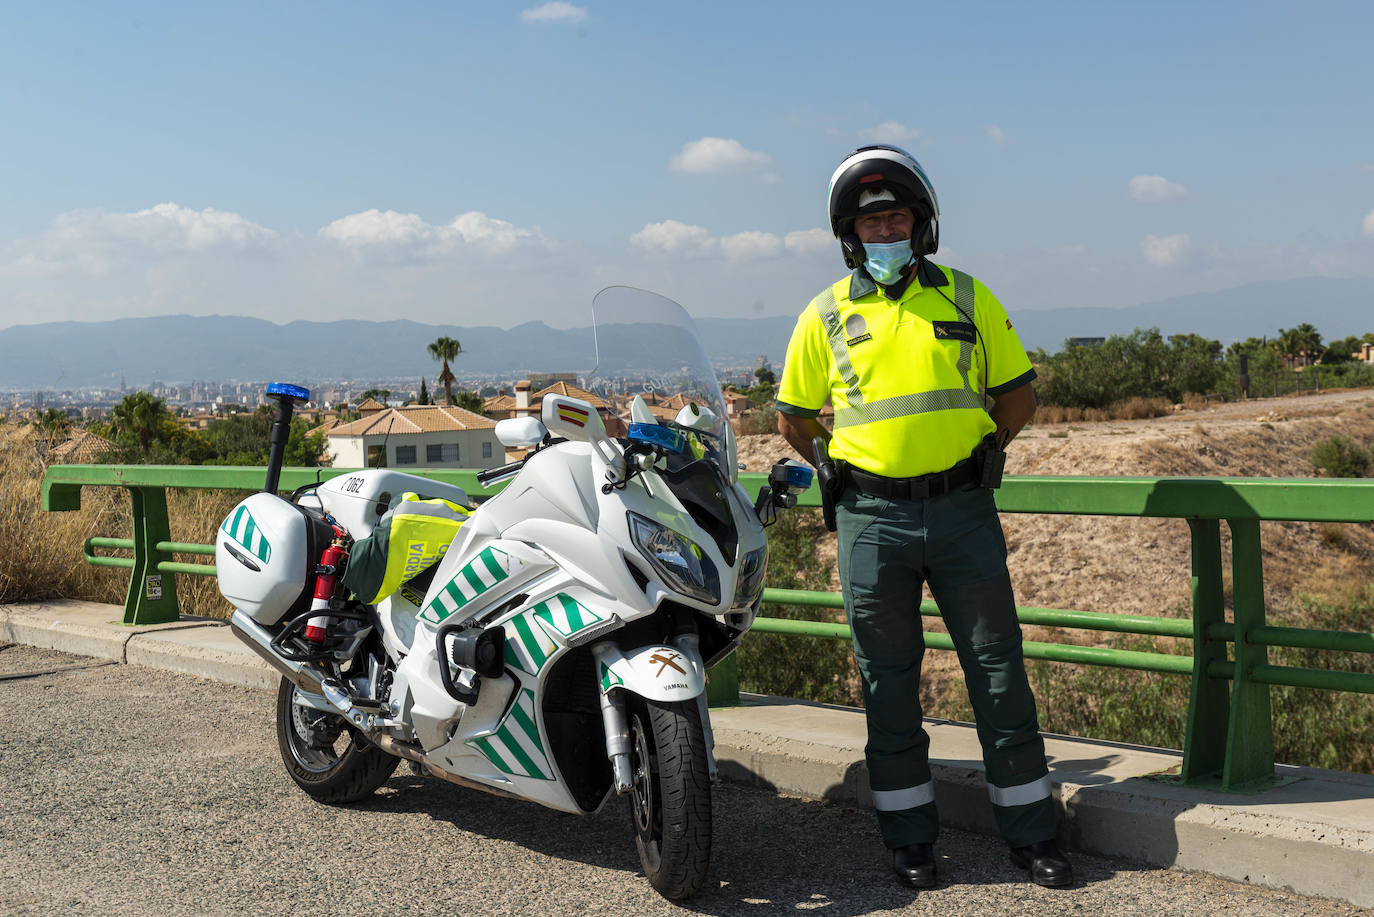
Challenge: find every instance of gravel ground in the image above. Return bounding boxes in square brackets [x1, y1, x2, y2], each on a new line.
[1, 644, 1367, 917]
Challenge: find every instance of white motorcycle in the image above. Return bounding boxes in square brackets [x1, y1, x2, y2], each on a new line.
[217, 287, 812, 900]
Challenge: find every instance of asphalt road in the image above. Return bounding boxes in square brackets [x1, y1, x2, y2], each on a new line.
[1, 644, 1367, 917]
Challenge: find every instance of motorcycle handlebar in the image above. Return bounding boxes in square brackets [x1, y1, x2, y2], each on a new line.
[476, 459, 525, 487]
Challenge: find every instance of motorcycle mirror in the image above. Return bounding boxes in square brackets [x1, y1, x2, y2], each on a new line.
[542, 394, 605, 443]
[496, 416, 547, 448]
[674, 402, 717, 432]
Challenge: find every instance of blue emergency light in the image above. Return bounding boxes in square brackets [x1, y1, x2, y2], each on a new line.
[771, 460, 814, 495]
[266, 382, 311, 402]
[627, 422, 687, 455]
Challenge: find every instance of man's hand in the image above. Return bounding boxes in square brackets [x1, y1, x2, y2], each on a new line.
[988, 383, 1036, 446]
[778, 412, 830, 465]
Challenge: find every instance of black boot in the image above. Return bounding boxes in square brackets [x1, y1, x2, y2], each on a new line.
[892, 842, 938, 888]
[1009, 839, 1073, 888]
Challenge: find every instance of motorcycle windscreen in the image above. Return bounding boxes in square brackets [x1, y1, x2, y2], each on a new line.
[585, 286, 734, 483]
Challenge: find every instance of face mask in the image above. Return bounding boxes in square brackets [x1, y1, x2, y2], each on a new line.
[862, 240, 914, 285]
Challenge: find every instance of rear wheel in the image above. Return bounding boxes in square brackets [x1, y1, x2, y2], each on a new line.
[275, 677, 398, 803]
[628, 698, 712, 900]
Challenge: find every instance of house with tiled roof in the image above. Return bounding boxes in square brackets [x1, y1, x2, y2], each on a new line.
[49, 431, 117, 464]
[484, 378, 615, 425]
[325, 405, 503, 469]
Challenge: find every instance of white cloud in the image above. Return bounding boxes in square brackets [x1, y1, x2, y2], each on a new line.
[629, 220, 714, 256]
[670, 137, 773, 175]
[318, 209, 427, 246]
[1129, 175, 1187, 202]
[318, 209, 541, 258]
[857, 121, 920, 145]
[3, 203, 276, 277]
[986, 125, 1008, 146]
[1363, 208, 1374, 235]
[784, 228, 832, 256]
[720, 231, 784, 261]
[520, 2, 587, 24]
[1141, 233, 1191, 266]
[631, 221, 830, 262]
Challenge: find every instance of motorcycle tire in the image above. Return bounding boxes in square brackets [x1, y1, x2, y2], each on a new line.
[275, 677, 399, 804]
[628, 697, 712, 900]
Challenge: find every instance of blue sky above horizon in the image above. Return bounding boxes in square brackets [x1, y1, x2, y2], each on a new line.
[2, 0, 1371, 330]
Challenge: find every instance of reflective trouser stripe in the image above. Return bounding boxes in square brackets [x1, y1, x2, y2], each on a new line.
[871, 782, 936, 811]
[987, 775, 1052, 807]
[824, 269, 982, 430]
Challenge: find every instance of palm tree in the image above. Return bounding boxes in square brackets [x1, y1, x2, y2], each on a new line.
[1292, 323, 1323, 367]
[109, 391, 167, 453]
[427, 336, 463, 405]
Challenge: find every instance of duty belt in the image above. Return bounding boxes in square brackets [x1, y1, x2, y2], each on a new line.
[846, 459, 978, 501]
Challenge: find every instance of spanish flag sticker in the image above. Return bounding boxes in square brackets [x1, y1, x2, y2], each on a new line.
[557, 404, 589, 427]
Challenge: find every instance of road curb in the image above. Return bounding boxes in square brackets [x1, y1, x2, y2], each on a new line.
[5, 599, 1372, 909]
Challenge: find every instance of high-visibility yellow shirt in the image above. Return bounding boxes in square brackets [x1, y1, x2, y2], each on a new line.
[777, 260, 1035, 478]
[341, 492, 471, 605]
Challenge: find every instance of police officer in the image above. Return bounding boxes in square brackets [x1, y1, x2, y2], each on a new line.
[776, 145, 1072, 889]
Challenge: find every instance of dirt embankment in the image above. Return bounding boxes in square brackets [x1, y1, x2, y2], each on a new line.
[739, 388, 1374, 631]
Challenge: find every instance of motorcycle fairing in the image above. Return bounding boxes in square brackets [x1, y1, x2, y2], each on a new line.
[594, 642, 706, 702]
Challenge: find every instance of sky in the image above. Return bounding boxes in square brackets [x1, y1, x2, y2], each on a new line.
[1, 0, 1372, 331]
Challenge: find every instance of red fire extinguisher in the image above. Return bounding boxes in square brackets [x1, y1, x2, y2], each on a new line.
[305, 528, 350, 643]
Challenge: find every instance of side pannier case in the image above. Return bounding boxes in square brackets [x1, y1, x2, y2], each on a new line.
[216, 493, 335, 626]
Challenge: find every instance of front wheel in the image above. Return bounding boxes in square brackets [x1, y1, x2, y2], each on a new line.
[275, 677, 399, 803]
[628, 698, 712, 900]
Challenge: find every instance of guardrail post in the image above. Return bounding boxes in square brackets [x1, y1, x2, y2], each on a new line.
[706, 653, 740, 707]
[124, 487, 180, 625]
[1222, 518, 1275, 789]
[1182, 518, 1229, 782]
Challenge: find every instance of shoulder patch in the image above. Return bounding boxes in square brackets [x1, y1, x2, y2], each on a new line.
[932, 321, 977, 344]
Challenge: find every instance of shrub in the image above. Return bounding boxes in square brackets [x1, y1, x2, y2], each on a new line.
[737, 403, 779, 436]
[1310, 435, 1372, 478]
[736, 508, 859, 705]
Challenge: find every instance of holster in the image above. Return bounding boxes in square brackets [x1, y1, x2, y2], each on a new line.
[973, 433, 1007, 489]
[812, 437, 841, 532]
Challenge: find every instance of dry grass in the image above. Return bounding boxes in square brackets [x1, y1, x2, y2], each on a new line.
[0, 426, 128, 606]
[0, 425, 241, 618]
[1032, 396, 1174, 425]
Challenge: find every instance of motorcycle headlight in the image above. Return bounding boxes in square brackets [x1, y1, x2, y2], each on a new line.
[627, 512, 720, 605]
[733, 544, 768, 608]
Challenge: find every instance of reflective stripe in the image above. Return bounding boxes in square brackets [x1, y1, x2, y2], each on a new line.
[871, 782, 936, 811]
[828, 269, 984, 430]
[835, 387, 982, 427]
[987, 774, 1052, 808]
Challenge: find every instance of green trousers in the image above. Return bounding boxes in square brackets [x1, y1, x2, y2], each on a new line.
[836, 482, 1057, 850]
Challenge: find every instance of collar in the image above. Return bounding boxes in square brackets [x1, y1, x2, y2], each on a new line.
[848, 257, 949, 301]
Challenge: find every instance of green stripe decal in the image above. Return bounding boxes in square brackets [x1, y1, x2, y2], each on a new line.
[445, 578, 466, 607]
[480, 549, 506, 581]
[508, 700, 545, 755]
[472, 736, 508, 772]
[461, 564, 486, 594]
[497, 728, 545, 780]
[511, 615, 548, 670]
[243, 514, 256, 548]
[559, 594, 585, 630]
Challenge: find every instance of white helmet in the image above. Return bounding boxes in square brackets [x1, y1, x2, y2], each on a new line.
[827, 144, 940, 268]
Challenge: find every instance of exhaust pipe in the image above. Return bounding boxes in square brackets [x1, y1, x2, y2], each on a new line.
[230, 609, 328, 696]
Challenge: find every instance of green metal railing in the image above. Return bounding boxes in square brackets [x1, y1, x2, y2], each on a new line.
[40, 463, 1374, 792]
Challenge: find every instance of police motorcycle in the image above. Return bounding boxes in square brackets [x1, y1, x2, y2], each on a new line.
[217, 287, 813, 900]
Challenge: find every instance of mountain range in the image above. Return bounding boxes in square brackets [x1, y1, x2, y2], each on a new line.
[1, 276, 1370, 390]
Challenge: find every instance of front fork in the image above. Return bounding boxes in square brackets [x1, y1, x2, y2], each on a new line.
[592, 633, 717, 795]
